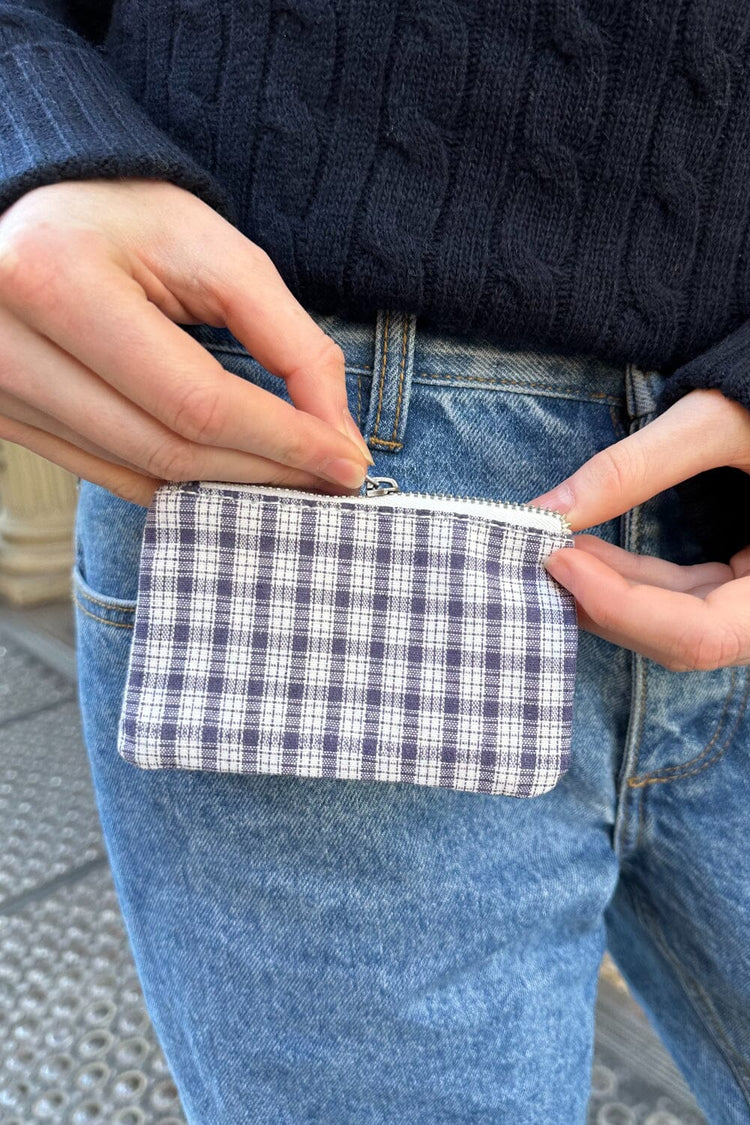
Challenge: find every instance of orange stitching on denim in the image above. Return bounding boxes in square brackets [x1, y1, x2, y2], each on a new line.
[356, 370, 362, 429]
[371, 311, 390, 439]
[369, 437, 404, 450]
[73, 588, 136, 613]
[391, 316, 409, 440]
[74, 598, 134, 630]
[628, 669, 750, 788]
[629, 668, 736, 785]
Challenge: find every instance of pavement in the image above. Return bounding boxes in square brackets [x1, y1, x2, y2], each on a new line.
[0, 598, 708, 1124]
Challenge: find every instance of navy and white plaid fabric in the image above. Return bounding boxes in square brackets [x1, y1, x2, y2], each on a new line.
[118, 482, 577, 796]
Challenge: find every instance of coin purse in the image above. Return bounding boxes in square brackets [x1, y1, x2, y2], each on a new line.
[117, 475, 577, 797]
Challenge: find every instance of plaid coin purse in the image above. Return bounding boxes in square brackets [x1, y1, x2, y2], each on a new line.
[117, 475, 577, 797]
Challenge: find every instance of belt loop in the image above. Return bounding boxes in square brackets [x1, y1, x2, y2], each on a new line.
[363, 310, 417, 454]
[625, 362, 660, 423]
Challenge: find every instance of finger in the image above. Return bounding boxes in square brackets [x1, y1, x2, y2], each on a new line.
[571, 534, 733, 592]
[138, 213, 371, 450]
[0, 418, 159, 507]
[545, 546, 750, 670]
[0, 311, 361, 493]
[730, 545, 750, 580]
[528, 390, 750, 530]
[0, 388, 146, 474]
[0, 248, 372, 487]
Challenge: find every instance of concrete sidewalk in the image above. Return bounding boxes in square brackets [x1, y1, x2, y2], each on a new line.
[0, 599, 707, 1124]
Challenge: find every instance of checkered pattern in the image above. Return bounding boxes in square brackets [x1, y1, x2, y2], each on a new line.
[118, 483, 578, 796]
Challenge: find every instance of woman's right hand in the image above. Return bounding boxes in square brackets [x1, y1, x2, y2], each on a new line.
[0, 178, 373, 505]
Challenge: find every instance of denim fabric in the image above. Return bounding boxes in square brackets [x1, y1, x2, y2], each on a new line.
[73, 308, 750, 1125]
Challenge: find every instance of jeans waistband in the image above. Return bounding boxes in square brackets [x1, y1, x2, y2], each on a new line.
[187, 306, 666, 451]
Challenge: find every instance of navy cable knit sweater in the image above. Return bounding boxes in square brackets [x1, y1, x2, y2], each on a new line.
[1, 1, 750, 553]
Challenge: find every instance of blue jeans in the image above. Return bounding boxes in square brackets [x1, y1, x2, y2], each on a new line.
[73, 309, 750, 1124]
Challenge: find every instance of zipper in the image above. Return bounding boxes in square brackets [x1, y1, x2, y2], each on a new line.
[194, 474, 570, 536]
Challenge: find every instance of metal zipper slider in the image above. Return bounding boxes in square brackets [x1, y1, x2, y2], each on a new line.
[364, 474, 400, 497]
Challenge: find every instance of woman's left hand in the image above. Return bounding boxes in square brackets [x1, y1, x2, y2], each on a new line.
[530, 388, 750, 671]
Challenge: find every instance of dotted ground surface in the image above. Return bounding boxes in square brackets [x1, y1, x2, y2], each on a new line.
[0, 606, 707, 1124]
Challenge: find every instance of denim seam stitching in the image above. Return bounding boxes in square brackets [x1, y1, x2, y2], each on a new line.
[627, 669, 750, 788]
[371, 311, 390, 440]
[614, 426, 648, 857]
[369, 437, 404, 450]
[416, 370, 622, 401]
[629, 883, 750, 1101]
[629, 667, 736, 783]
[74, 597, 134, 630]
[183, 343, 374, 377]
[73, 588, 136, 614]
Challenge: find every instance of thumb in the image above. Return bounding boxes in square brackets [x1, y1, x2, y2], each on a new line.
[528, 389, 750, 531]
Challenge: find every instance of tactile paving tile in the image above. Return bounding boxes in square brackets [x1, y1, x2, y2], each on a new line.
[0, 701, 104, 903]
[0, 624, 710, 1123]
[0, 631, 75, 726]
[0, 863, 185, 1125]
[587, 977, 708, 1125]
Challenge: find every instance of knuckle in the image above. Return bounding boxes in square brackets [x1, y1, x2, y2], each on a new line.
[0, 228, 53, 302]
[144, 439, 195, 481]
[169, 383, 226, 444]
[243, 240, 274, 273]
[662, 650, 695, 673]
[0, 224, 103, 304]
[291, 335, 346, 386]
[592, 442, 643, 498]
[276, 428, 308, 467]
[663, 626, 741, 673]
[114, 477, 155, 507]
[592, 603, 617, 633]
[317, 336, 346, 374]
[694, 626, 744, 672]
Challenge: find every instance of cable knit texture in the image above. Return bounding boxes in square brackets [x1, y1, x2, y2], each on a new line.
[2, 0, 750, 551]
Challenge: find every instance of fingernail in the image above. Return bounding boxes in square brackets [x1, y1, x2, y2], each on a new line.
[342, 408, 374, 465]
[535, 483, 575, 513]
[321, 457, 368, 488]
[542, 549, 565, 570]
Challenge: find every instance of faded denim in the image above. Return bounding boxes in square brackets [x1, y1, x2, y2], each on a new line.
[73, 308, 750, 1124]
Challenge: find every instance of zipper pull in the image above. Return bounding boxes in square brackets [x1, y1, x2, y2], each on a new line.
[364, 474, 401, 496]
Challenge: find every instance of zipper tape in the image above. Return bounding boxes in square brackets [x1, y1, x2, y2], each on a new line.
[191, 475, 571, 536]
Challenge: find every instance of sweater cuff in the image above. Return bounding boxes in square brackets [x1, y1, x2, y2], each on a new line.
[655, 315, 750, 416]
[0, 42, 237, 225]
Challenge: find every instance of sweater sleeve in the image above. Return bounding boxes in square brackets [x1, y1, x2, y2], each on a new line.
[655, 316, 750, 416]
[0, 1, 237, 223]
